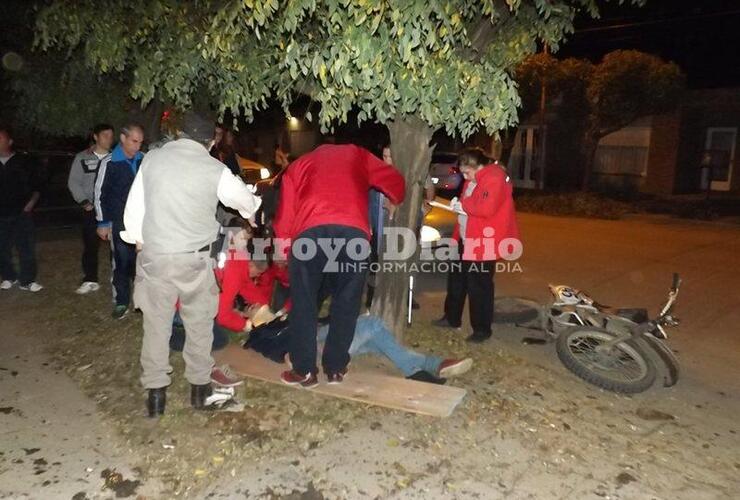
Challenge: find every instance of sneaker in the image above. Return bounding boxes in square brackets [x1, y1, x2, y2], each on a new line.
[465, 332, 491, 344]
[75, 281, 100, 295]
[210, 364, 244, 387]
[438, 358, 474, 378]
[326, 367, 348, 385]
[0, 280, 17, 290]
[407, 370, 446, 385]
[280, 370, 319, 388]
[18, 282, 43, 293]
[112, 305, 129, 320]
[202, 386, 237, 410]
[431, 317, 461, 329]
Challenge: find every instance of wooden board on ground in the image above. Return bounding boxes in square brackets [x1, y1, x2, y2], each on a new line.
[214, 344, 467, 418]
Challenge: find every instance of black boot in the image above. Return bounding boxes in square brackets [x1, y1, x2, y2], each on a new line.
[191, 383, 213, 410]
[147, 387, 167, 417]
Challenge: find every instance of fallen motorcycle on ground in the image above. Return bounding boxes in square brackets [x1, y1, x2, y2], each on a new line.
[494, 274, 682, 394]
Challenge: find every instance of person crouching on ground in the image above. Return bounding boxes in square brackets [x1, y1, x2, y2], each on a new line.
[432, 148, 520, 343]
[213, 222, 290, 329]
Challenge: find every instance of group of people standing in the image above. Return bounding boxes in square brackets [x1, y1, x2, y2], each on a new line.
[1, 116, 518, 418]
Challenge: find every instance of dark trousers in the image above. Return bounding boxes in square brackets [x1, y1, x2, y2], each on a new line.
[81, 209, 100, 283]
[110, 225, 137, 307]
[444, 258, 496, 336]
[0, 213, 37, 285]
[288, 224, 367, 376]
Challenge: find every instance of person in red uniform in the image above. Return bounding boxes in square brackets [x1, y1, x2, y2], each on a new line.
[274, 143, 405, 387]
[432, 148, 520, 343]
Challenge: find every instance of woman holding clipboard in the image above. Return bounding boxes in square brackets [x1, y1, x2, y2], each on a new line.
[431, 148, 520, 343]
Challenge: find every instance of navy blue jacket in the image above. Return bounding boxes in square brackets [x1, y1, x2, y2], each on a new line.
[94, 144, 143, 228]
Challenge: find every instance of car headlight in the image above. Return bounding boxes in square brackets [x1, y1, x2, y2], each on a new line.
[260, 167, 271, 180]
[420, 225, 441, 244]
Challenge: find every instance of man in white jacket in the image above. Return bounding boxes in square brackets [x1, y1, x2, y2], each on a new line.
[121, 113, 261, 417]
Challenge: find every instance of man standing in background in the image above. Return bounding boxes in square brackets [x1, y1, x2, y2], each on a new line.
[68, 123, 113, 295]
[94, 124, 144, 319]
[0, 126, 43, 292]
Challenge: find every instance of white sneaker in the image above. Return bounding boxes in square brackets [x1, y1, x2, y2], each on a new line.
[1, 280, 17, 290]
[18, 282, 43, 293]
[75, 281, 100, 295]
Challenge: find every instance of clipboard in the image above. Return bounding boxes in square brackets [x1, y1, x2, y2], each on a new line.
[428, 200, 466, 216]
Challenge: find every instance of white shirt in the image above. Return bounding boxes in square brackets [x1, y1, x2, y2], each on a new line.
[121, 164, 260, 246]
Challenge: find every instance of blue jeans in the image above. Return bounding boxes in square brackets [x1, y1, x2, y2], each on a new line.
[110, 223, 137, 307]
[318, 315, 442, 377]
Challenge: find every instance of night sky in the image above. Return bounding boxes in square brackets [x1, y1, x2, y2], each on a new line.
[560, 0, 740, 88]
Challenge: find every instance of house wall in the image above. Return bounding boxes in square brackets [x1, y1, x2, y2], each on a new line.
[643, 113, 681, 195]
[673, 89, 740, 193]
[592, 117, 652, 194]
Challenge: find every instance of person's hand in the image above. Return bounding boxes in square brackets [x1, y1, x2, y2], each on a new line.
[97, 226, 111, 240]
[242, 319, 253, 333]
[83, 202, 94, 212]
[22, 203, 35, 213]
[449, 197, 463, 213]
[135, 242, 143, 252]
[387, 203, 397, 222]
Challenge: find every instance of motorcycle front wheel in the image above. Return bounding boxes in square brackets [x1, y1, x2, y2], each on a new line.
[556, 326, 657, 393]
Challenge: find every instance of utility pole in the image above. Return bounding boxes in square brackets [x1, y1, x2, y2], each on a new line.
[537, 44, 549, 190]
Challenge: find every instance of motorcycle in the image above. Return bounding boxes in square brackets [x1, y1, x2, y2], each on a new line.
[497, 274, 682, 393]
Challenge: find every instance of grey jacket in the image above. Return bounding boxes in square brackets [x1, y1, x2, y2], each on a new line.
[68, 148, 106, 206]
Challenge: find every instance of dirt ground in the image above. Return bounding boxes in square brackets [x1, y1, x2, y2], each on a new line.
[1, 228, 739, 499]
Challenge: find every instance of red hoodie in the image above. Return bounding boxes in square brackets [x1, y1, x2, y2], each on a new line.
[273, 144, 406, 241]
[452, 163, 520, 262]
[214, 257, 293, 331]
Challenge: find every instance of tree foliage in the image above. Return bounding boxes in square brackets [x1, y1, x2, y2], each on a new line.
[35, 0, 642, 139]
[10, 51, 135, 138]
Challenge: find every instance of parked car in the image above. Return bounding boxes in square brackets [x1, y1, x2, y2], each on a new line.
[237, 155, 273, 189]
[428, 152, 463, 199]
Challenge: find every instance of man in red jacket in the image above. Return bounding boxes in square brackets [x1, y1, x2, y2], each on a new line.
[433, 148, 520, 343]
[274, 144, 405, 387]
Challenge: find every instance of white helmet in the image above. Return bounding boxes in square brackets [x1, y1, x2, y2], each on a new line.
[549, 285, 594, 306]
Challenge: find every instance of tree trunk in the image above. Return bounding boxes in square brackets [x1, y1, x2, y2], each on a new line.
[370, 114, 434, 339]
[143, 99, 164, 143]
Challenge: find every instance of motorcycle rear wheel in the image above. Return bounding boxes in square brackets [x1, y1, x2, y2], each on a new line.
[556, 326, 657, 393]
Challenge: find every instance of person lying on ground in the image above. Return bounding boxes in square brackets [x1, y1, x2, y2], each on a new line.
[247, 313, 473, 384]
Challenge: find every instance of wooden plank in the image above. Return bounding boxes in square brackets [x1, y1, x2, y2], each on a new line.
[214, 344, 467, 418]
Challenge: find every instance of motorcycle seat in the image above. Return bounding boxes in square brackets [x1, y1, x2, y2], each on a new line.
[615, 308, 649, 323]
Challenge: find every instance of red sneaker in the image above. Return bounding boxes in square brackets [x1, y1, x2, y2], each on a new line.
[280, 370, 319, 388]
[438, 358, 473, 378]
[210, 364, 244, 387]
